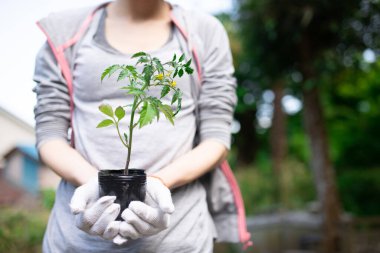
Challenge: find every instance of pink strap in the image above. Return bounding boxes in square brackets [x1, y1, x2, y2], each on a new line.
[170, 13, 203, 84]
[221, 161, 253, 249]
[36, 22, 75, 147]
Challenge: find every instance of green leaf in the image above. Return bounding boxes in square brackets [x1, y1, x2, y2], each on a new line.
[96, 119, 114, 128]
[172, 54, 177, 61]
[121, 86, 145, 96]
[153, 104, 160, 121]
[178, 68, 184, 77]
[174, 96, 182, 116]
[153, 58, 164, 73]
[185, 59, 192, 67]
[125, 65, 138, 78]
[143, 65, 153, 86]
[115, 106, 125, 121]
[158, 104, 174, 125]
[123, 133, 128, 143]
[167, 61, 175, 68]
[171, 90, 180, 104]
[129, 89, 145, 96]
[147, 97, 161, 121]
[137, 57, 149, 65]
[117, 69, 129, 81]
[101, 65, 121, 81]
[131, 52, 147, 58]
[179, 53, 185, 62]
[173, 68, 178, 78]
[185, 66, 194, 74]
[161, 85, 170, 98]
[99, 104, 114, 118]
[139, 101, 156, 128]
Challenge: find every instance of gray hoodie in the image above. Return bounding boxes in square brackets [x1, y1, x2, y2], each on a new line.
[34, 2, 252, 252]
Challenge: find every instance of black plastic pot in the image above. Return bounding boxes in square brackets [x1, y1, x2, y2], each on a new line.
[98, 169, 146, 220]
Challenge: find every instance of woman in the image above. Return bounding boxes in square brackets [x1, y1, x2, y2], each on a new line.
[34, 0, 247, 252]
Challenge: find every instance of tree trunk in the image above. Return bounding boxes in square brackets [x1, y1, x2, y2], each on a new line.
[299, 32, 341, 252]
[235, 109, 258, 166]
[303, 85, 341, 253]
[270, 80, 287, 206]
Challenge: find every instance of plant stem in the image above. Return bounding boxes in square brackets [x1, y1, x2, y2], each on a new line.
[114, 120, 129, 149]
[125, 96, 139, 174]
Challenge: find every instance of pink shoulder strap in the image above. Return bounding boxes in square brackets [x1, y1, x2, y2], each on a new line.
[36, 4, 105, 147]
[169, 13, 202, 84]
[37, 5, 252, 250]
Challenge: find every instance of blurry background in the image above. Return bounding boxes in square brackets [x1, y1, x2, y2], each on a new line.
[0, 0, 379, 253]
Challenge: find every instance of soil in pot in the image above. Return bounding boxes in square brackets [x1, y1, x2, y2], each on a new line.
[98, 169, 146, 220]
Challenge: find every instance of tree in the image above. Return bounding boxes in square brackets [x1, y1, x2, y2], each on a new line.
[237, 0, 378, 251]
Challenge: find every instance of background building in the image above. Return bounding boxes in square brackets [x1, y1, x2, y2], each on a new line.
[0, 106, 60, 206]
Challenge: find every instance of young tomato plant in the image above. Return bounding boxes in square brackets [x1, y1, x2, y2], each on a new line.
[97, 52, 193, 174]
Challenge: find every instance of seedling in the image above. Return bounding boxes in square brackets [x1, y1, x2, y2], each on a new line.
[97, 52, 193, 174]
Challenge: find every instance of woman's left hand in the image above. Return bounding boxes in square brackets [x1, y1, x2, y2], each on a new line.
[114, 176, 175, 245]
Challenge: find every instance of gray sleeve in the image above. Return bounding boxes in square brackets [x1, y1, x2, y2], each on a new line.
[33, 42, 71, 149]
[197, 18, 237, 150]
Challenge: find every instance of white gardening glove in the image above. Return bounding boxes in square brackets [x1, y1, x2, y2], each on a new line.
[70, 177, 121, 240]
[114, 176, 175, 244]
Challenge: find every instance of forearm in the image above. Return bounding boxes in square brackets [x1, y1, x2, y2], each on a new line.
[152, 139, 228, 189]
[39, 139, 98, 186]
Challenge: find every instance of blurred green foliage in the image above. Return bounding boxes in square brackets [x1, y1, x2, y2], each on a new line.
[0, 208, 49, 253]
[0, 191, 55, 252]
[233, 157, 380, 217]
[326, 60, 380, 170]
[234, 157, 316, 215]
[41, 189, 56, 210]
[338, 169, 380, 216]
[220, 0, 380, 218]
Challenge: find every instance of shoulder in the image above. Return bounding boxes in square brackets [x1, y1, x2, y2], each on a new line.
[172, 4, 227, 38]
[189, 9, 225, 30]
[38, 5, 96, 27]
[37, 4, 102, 46]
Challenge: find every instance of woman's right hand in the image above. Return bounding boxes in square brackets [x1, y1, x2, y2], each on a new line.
[69, 177, 121, 240]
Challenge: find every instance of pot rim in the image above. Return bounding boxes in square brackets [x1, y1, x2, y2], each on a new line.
[98, 169, 146, 180]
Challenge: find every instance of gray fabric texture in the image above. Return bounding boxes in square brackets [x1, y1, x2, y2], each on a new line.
[33, 2, 239, 252]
